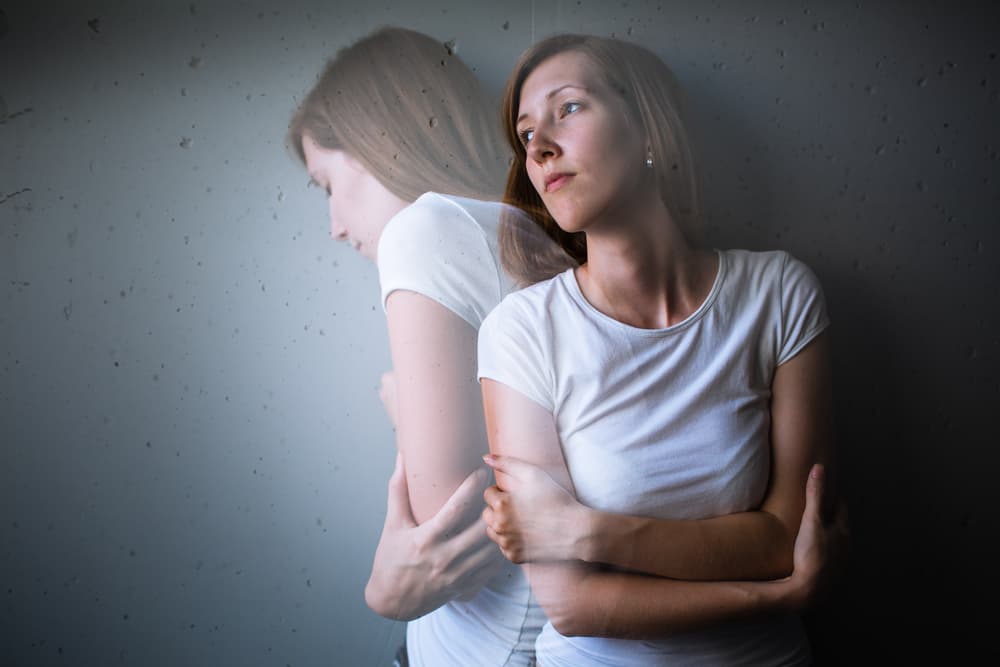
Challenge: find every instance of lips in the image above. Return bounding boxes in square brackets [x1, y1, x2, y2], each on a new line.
[544, 172, 573, 193]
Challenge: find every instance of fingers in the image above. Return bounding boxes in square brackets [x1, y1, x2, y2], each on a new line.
[483, 484, 503, 508]
[452, 547, 508, 600]
[482, 501, 526, 563]
[807, 462, 850, 537]
[428, 467, 488, 534]
[482, 453, 534, 482]
[484, 523, 523, 563]
[481, 486, 511, 533]
[450, 515, 497, 561]
[804, 463, 824, 521]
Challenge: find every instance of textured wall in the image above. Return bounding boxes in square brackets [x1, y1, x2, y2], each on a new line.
[3, 1, 997, 665]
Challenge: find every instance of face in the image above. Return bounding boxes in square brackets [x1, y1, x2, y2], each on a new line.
[516, 51, 648, 234]
[302, 135, 408, 261]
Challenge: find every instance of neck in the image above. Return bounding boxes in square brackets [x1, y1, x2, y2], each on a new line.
[576, 200, 714, 329]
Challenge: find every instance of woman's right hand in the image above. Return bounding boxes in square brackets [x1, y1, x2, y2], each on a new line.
[365, 454, 506, 620]
[481, 454, 587, 564]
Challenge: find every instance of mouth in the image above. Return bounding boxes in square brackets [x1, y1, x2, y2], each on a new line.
[544, 172, 573, 193]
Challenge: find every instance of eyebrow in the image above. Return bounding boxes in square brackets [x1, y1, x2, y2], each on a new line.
[516, 84, 589, 125]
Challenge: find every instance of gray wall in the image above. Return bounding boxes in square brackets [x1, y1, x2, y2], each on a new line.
[3, 1, 996, 665]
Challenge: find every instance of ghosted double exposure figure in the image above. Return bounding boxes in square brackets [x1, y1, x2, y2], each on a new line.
[288, 27, 574, 667]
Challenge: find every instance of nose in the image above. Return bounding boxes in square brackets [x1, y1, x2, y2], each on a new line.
[526, 122, 559, 164]
[328, 202, 348, 240]
[330, 221, 348, 241]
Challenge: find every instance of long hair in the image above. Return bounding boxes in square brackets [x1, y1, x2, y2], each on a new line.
[287, 27, 508, 202]
[499, 34, 703, 281]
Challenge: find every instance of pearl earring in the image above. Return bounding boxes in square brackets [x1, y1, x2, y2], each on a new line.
[645, 154, 654, 168]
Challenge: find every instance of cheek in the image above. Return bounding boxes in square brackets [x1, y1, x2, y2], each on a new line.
[525, 160, 544, 194]
[329, 178, 359, 219]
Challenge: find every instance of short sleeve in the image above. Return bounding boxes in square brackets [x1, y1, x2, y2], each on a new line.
[776, 253, 830, 365]
[376, 194, 503, 329]
[477, 297, 554, 413]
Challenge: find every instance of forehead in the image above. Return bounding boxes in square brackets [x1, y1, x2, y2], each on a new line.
[519, 51, 602, 106]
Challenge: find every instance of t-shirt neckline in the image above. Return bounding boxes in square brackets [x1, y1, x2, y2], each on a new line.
[561, 249, 726, 337]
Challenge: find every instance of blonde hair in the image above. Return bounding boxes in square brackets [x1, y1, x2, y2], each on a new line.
[288, 27, 508, 202]
[499, 34, 703, 278]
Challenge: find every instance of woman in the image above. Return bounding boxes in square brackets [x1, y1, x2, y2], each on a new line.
[477, 34, 838, 665]
[287, 27, 552, 666]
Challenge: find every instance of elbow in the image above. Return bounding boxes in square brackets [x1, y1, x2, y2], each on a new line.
[537, 596, 596, 637]
[364, 579, 393, 618]
[548, 612, 590, 638]
[772, 551, 794, 580]
[365, 577, 417, 621]
[530, 564, 598, 636]
[769, 526, 797, 579]
[754, 514, 797, 580]
[752, 538, 794, 581]
[545, 603, 610, 637]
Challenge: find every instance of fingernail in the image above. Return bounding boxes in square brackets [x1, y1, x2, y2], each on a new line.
[482, 454, 496, 465]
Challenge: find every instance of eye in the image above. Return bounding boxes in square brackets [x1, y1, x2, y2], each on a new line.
[518, 128, 534, 146]
[559, 101, 581, 117]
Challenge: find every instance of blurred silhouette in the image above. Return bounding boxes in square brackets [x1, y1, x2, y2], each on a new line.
[287, 27, 574, 666]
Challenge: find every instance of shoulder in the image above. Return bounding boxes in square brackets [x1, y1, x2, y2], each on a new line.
[488, 271, 566, 319]
[721, 248, 788, 278]
[377, 193, 511, 326]
[721, 249, 821, 292]
[481, 271, 567, 336]
[377, 193, 496, 269]
[379, 193, 469, 245]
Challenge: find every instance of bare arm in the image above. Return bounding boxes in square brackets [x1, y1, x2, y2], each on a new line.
[364, 290, 503, 615]
[484, 333, 834, 582]
[386, 289, 489, 522]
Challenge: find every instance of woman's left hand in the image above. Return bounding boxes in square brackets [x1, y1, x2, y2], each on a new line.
[482, 454, 587, 563]
[782, 463, 850, 611]
[366, 454, 505, 620]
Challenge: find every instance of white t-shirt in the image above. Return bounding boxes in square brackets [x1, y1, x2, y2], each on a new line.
[477, 249, 829, 666]
[376, 192, 545, 667]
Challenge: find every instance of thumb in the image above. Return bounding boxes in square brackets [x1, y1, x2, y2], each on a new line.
[384, 453, 417, 529]
[482, 453, 534, 482]
[804, 463, 824, 523]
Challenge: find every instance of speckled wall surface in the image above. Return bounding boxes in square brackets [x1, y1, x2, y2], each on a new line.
[2, 1, 997, 665]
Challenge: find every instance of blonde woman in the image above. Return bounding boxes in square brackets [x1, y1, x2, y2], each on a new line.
[287, 27, 550, 666]
[478, 34, 843, 665]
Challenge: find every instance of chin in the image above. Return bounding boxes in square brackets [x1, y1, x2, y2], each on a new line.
[549, 210, 591, 235]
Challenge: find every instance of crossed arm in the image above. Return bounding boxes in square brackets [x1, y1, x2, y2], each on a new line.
[480, 333, 836, 638]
